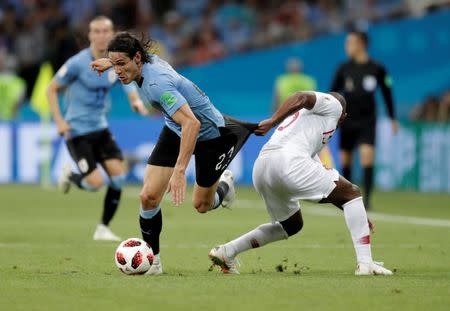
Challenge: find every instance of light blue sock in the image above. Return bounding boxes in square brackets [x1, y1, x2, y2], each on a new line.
[140, 206, 161, 219]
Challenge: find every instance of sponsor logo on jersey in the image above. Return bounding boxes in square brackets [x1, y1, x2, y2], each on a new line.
[160, 91, 177, 108]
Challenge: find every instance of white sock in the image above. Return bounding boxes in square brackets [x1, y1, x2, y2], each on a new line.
[342, 196, 372, 264]
[224, 223, 288, 258]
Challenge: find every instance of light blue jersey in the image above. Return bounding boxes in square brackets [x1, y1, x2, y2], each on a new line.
[136, 55, 224, 141]
[55, 48, 135, 137]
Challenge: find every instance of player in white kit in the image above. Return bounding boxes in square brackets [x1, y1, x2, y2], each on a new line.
[209, 91, 393, 276]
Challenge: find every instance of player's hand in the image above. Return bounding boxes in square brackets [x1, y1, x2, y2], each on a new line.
[56, 120, 71, 137]
[391, 119, 399, 135]
[90, 58, 112, 75]
[167, 170, 187, 207]
[131, 99, 149, 116]
[255, 119, 274, 136]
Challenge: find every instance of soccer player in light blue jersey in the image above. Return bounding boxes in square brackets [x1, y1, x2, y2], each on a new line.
[47, 17, 147, 242]
[92, 32, 257, 275]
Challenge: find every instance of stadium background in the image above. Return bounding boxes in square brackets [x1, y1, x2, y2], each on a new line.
[1, 2, 450, 311]
[1, 0, 449, 192]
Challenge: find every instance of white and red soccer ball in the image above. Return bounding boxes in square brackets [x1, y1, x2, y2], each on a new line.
[115, 238, 154, 275]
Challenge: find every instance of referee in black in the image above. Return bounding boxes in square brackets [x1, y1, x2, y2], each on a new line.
[330, 30, 398, 209]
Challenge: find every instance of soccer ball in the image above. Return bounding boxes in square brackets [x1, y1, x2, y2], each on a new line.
[115, 238, 154, 275]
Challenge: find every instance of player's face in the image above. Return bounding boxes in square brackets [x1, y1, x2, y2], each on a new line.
[89, 20, 114, 52]
[345, 34, 363, 59]
[108, 51, 140, 84]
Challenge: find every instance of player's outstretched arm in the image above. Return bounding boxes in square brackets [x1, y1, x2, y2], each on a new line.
[90, 58, 113, 75]
[255, 92, 316, 136]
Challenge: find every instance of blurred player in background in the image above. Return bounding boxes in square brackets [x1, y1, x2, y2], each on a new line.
[272, 57, 317, 112]
[47, 16, 147, 241]
[331, 30, 398, 209]
[209, 91, 392, 276]
[91, 32, 257, 275]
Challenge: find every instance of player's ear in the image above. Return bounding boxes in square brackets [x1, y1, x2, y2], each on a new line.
[134, 52, 141, 64]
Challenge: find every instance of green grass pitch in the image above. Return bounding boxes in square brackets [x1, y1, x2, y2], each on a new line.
[1, 185, 449, 311]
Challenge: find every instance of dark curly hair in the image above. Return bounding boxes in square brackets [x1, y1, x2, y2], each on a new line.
[107, 32, 155, 63]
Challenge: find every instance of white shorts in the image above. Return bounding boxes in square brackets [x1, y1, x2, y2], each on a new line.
[252, 152, 339, 223]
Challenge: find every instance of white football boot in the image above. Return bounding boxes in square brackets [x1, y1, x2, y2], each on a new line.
[219, 170, 235, 208]
[93, 224, 121, 241]
[355, 261, 393, 276]
[209, 245, 240, 274]
[58, 164, 72, 194]
[145, 254, 163, 275]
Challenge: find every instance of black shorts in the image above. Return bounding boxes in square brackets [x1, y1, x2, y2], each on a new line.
[340, 121, 376, 152]
[66, 129, 123, 176]
[148, 116, 257, 187]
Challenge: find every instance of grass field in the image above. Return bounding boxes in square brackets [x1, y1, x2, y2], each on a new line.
[1, 184, 449, 311]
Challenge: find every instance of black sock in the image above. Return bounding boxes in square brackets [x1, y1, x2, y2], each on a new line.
[342, 166, 352, 181]
[102, 186, 122, 226]
[140, 209, 162, 255]
[212, 181, 229, 209]
[69, 173, 84, 188]
[363, 166, 374, 209]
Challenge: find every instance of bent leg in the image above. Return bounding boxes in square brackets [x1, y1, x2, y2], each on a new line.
[192, 181, 219, 213]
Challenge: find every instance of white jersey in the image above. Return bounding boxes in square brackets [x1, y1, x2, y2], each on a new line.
[261, 92, 342, 158]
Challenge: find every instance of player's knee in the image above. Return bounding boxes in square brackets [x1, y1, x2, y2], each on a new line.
[280, 212, 304, 237]
[139, 191, 160, 210]
[109, 174, 126, 191]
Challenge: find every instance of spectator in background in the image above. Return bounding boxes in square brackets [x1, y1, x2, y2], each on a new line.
[47, 17, 79, 72]
[150, 11, 184, 62]
[272, 57, 317, 112]
[14, 11, 46, 101]
[111, 0, 137, 31]
[191, 28, 225, 65]
[0, 48, 25, 120]
[222, 16, 251, 52]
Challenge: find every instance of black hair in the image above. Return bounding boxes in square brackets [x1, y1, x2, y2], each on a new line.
[107, 32, 155, 63]
[329, 92, 347, 113]
[349, 30, 369, 48]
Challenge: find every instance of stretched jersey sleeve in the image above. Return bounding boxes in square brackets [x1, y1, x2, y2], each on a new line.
[311, 92, 343, 118]
[54, 57, 80, 86]
[148, 74, 187, 117]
